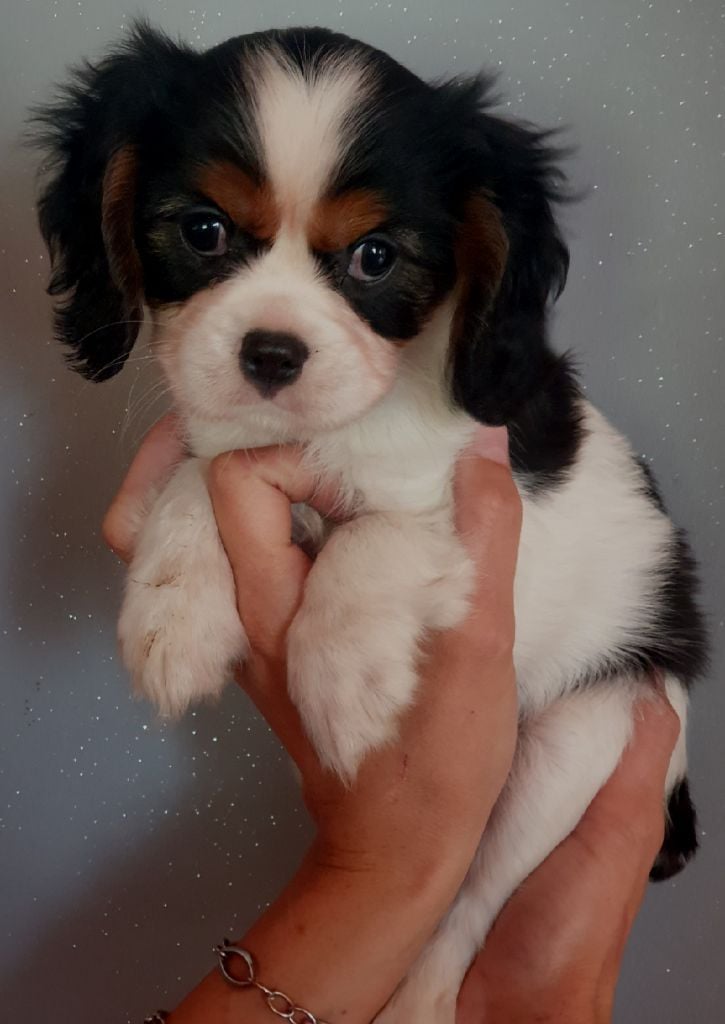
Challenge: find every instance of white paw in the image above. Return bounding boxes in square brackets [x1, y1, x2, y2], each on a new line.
[117, 458, 247, 716]
[286, 515, 474, 782]
[287, 598, 421, 782]
[119, 550, 247, 716]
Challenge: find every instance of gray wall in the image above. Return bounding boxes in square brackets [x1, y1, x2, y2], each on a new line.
[1, 1, 723, 1020]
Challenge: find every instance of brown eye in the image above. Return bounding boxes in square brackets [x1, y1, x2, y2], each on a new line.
[347, 238, 397, 282]
[180, 210, 228, 255]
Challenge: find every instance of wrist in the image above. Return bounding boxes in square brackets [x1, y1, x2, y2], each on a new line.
[231, 841, 464, 1024]
[308, 828, 473, 912]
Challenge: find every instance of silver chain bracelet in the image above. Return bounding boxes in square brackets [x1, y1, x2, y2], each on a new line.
[143, 940, 329, 1023]
[214, 938, 329, 1023]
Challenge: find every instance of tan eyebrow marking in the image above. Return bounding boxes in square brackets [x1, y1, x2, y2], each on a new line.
[196, 160, 280, 240]
[309, 189, 388, 252]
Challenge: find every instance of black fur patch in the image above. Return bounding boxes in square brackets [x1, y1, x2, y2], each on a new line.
[635, 531, 708, 688]
[30, 21, 263, 378]
[31, 23, 201, 378]
[650, 778, 699, 881]
[627, 460, 708, 685]
[506, 353, 585, 490]
[635, 455, 669, 515]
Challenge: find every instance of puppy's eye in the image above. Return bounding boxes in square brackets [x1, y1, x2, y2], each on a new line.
[347, 238, 396, 282]
[180, 211, 228, 256]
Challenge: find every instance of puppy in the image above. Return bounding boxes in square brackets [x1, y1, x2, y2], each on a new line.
[34, 24, 706, 1022]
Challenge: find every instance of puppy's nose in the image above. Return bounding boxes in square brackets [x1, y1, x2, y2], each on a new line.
[240, 330, 309, 397]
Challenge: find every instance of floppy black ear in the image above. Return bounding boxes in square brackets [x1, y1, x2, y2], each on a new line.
[449, 82, 570, 425]
[31, 23, 193, 381]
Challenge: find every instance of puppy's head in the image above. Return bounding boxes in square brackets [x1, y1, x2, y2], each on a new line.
[34, 23, 569, 436]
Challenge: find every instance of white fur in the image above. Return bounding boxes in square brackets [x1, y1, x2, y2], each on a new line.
[247, 45, 372, 223]
[115, 46, 693, 1021]
[513, 406, 675, 714]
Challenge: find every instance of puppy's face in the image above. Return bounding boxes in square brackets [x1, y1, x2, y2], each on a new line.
[138, 43, 465, 436]
[36, 26, 569, 434]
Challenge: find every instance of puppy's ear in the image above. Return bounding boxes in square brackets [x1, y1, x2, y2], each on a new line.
[31, 24, 192, 381]
[449, 85, 570, 425]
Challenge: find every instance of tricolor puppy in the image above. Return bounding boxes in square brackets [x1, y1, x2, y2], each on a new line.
[35, 24, 706, 1022]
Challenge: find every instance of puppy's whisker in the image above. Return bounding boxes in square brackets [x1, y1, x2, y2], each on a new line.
[119, 379, 172, 446]
[122, 376, 166, 430]
[71, 319, 147, 351]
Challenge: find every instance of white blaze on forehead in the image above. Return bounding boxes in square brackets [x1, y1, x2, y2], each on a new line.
[247, 47, 371, 225]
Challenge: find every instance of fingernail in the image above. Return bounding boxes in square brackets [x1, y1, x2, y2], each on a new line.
[471, 426, 510, 466]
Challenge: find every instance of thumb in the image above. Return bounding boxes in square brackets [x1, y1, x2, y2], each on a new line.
[451, 427, 522, 652]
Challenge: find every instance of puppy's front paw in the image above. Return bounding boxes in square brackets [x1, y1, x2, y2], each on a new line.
[117, 459, 247, 716]
[287, 599, 420, 782]
[119, 546, 247, 716]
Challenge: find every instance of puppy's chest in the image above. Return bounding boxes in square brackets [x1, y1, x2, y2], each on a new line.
[290, 436, 461, 558]
[306, 426, 467, 517]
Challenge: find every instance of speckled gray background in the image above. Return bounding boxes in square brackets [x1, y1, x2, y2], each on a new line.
[1, 1, 723, 1021]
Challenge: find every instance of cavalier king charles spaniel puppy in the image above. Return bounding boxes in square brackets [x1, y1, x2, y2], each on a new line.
[35, 23, 706, 1021]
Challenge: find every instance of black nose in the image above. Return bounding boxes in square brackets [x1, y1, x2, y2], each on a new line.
[240, 330, 310, 397]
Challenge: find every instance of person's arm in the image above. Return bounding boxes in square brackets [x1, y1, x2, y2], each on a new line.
[169, 842, 470, 1024]
[105, 424, 521, 1024]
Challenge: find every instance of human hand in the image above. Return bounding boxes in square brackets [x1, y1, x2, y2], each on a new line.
[455, 688, 681, 1024]
[207, 428, 521, 888]
[104, 417, 522, 890]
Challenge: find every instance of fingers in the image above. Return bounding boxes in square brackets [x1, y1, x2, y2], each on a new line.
[102, 412, 185, 561]
[208, 446, 335, 774]
[576, 688, 681, 866]
[207, 447, 323, 661]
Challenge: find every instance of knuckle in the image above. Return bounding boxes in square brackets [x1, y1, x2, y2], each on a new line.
[594, 798, 666, 859]
[101, 503, 132, 562]
[208, 452, 245, 497]
[480, 469, 523, 522]
[475, 614, 516, 661]
[659, 700, 682, 744]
